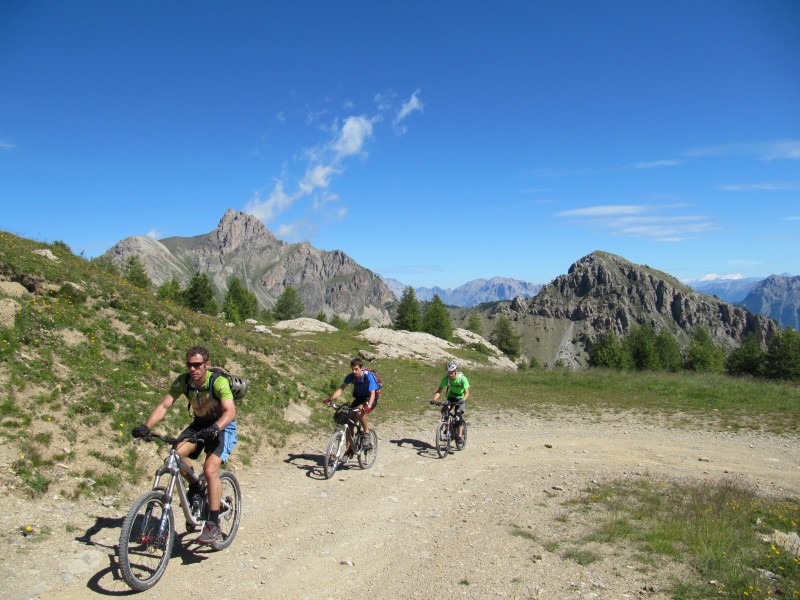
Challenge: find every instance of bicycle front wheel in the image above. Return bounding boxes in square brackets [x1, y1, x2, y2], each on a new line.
[213, 471, 242, 550]
[118, 490, 175, 592]
[357, 429, 378, 469]
[323, 430, 345, 479]
[435, 421, 450, 458]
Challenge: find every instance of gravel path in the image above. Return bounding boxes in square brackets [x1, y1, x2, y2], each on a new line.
[5, 411, 800, 600]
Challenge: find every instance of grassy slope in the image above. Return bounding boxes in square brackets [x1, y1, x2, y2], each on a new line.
[1, 230, 799, 502]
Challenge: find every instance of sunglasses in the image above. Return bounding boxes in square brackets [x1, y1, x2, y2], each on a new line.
[187, 361, 206, 369]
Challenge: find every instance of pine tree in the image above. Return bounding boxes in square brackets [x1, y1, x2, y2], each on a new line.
[490, 315, 521, 360]
[394, 286, 422, 332]
[156, 278, 183, 303]
[274, 286, 304, 320]
[223, 278, 258, 323]
[655, 329, 683, 372]
[623, 324, 660, 371]
[725, 333, 765, 377]
[184, 272, 218, 314]
[763, 328, 800, 380]
[124, 256, 152, 290]
[466, 311, 483, 336]
[588, 331, 625, 368]
[683, 326, 725, 372]
[422, 294, 453, 340]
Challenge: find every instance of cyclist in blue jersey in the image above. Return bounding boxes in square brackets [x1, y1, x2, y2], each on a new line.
[325, 357, 378, 451]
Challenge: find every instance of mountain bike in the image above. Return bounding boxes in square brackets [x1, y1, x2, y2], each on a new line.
[118, 432, 242, 592]
[323, 402, 378, 479]
[431, 400, 468, 458]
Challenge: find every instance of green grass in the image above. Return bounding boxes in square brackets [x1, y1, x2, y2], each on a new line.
[563, 477, 800, 598]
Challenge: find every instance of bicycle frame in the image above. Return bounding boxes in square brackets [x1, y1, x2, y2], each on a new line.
[323, 402, 377, 478]
[150, 443, 204, 530]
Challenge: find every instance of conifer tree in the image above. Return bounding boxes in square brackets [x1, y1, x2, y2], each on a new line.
[422, 294, 453, 340]
[223, 277, 258, 322]
[184, 272, 218, 314]
[490, 315, 521, 360]
[466, 311, 483, 336]
[274, 286, 304, 320]
[394, 286, 422, 332]
[125, 256, 152, 290]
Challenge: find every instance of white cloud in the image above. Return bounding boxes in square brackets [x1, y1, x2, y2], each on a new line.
[629, 160, 682, 169]
[332, 116, 373, 159]
[0, 140, 15, 151]
[246, 89, 422, 239]
[687, 140, 800, 161]
[718, 182, 797, 191]
[146, 229, 163, 239]
[394, 89, 424, 132]
[556, 204, 717, 242]
[556, 205, 651, 217]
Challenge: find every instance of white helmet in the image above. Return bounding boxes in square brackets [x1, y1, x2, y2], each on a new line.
[446, 361, 458, 372]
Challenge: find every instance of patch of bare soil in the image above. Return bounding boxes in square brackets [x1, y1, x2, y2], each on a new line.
[3, 410, 799, 600]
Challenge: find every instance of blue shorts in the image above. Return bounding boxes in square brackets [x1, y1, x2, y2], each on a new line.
[182, 420, 238, 462]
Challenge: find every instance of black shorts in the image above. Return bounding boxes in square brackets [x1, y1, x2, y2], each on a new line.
[351, 397, 378, 410]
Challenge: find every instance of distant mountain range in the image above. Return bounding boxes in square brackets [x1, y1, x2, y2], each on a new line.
[102, 209, 798, 339]
[685, 277, 762, 304]
[381, 276, 542, 307]
[686, 274, 799, 329]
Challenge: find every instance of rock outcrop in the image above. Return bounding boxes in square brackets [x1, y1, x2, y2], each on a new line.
[105, 209, 395, 324]
[491, 251, 778, 368]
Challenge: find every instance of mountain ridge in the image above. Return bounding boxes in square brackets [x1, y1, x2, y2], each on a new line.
[105, 209, 395, 324]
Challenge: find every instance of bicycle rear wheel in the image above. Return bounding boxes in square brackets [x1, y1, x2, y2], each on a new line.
[324, 430, 345, 479]
[357, 429, 378, 469]
[118, 490, 175, 592]
[212, 471, 242, 550]
[435, 421, 450, 458]
[455, 420, 467, 451]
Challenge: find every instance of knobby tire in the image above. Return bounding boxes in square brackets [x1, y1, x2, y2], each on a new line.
[435, 421, 450, 458]
[212, 471, 242, 550]
[118, 490, 175, 592]
[357, 429, 378, 469]
[455, 420, 468, 451]
[324, 430, 345, 479]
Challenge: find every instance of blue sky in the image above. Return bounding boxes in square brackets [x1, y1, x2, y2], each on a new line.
[1, 1, 798, 289]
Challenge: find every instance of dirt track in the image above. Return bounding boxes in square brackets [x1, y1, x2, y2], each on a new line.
[5, 410, 800, 600]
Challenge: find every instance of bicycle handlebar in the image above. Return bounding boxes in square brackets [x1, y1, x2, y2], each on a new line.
[430, 400, 459, 407]
[324, 401, 364, 413]
[135, 432, 200, 446]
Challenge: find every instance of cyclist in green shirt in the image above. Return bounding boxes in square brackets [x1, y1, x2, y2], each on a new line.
[431, 361, 469, 442]
[132, 345, 237, 546]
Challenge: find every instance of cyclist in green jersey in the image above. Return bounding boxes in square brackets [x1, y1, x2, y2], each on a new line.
[431, 361, 469, 442]
[132, 345, 237, 546]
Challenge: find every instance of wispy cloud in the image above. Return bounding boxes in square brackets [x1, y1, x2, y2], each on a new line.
[246, 90, 422, 240]
[556, 204, 717, 242]
[0, 140, 15, 151]
[628, 159, 683, 169]
[717, 182, 798, 191]
[394, 89, 424, 133]
[687, 140, 800, 161]
[146, 229, 163, 239]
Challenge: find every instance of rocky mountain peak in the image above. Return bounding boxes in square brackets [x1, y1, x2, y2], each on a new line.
[495, 250, 778, 368]
[213, 208, 277, 254]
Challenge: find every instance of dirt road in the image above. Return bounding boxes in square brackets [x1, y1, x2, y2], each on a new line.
[5, 411, 800, 600]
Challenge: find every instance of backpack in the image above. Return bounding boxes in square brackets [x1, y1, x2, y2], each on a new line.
[185, 367, 248, 409]
[353, 368, 382, 401]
